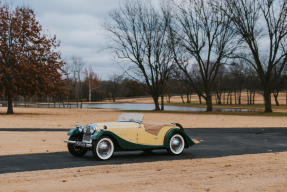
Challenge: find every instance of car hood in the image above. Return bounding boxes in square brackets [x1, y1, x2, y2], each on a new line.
[93, 122, 139, 130]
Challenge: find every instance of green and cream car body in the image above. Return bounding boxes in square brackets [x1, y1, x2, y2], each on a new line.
[65, 113, 196, 160]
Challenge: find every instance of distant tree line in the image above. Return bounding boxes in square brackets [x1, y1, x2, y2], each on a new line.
[106, 0, 287, 112]
[2, 0, 287, 114]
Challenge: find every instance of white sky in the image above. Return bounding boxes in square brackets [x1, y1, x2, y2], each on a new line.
[9, 0, 129, 80]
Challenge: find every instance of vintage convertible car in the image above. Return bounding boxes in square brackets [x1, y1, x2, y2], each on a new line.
[64, 113, 196, 160]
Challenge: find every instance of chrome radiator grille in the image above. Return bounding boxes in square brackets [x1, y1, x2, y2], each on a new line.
[82, 127, 92, 142]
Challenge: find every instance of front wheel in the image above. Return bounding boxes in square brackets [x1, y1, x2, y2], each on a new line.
[92, 136, 114, 160]
[67, 135, 88, 157]
[167, 134, 185, 155]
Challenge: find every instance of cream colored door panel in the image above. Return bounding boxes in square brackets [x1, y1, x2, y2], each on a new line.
[138, 124, 179, 146]
[97, 122, 138, 143]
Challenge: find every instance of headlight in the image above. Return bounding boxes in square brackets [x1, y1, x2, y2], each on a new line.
[76, 125, 84, 132]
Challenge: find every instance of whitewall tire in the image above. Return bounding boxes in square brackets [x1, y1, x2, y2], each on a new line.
[92, 137, 114, 160]
[167, 134, 185, 155]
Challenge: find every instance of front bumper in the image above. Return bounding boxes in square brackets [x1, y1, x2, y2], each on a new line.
[64, 140, 92, 148]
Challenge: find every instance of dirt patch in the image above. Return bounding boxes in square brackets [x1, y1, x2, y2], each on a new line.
[1, 107, 287, 129]
[0, 131, 67, 156]
[0, 152, 286, 192]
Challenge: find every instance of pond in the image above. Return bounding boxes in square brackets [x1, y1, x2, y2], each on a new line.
[23, 103, 255, 112]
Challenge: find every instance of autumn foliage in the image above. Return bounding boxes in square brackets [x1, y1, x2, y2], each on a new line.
[0, 4, 65, 114]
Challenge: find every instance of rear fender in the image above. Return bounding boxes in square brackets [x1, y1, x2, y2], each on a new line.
[164, 128, 195, 148]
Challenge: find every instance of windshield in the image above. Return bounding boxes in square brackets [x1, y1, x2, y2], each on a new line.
[117, 113, 144, 123]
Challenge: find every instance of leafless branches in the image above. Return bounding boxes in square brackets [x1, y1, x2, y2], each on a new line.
[169, 0, 237, 111]
[217, 0, 287, 112]
[106, 0, 174, 110]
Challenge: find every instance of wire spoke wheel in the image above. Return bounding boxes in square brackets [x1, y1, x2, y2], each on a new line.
[168, 134, 185, 155]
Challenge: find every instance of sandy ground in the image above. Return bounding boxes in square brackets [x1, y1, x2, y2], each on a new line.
[1, 107, 287, 129]
[0, 131, 67, 156]
[1, 107, 287, 156]
[0, 152, 286, 192]
[1, 107, 287, 191]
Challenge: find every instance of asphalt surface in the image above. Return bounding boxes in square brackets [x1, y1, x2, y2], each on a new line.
[0, 128, 287, 174]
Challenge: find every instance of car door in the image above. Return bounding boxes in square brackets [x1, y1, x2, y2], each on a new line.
[137, 123, 161, 146]
[105, 122, 139, 144]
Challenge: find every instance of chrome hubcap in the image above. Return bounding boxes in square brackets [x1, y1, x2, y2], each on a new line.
[170, 135, 184, 154]
[96, 138, 114, 160]
[99, 142, 109, 150]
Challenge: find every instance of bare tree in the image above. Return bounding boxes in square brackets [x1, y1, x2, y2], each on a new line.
[84, 67, 100, 102]
[217, 0, 287, 112]
[65, 56, 85, 107]
[170, 0, 237, 111]
[108, 74, 123, 102]
[106, 0, 174, 110]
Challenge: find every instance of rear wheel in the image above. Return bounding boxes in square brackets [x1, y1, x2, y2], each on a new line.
[67, 134, 88, 157]
[92, 136, 114, 160]
[167, 134, 185, 155]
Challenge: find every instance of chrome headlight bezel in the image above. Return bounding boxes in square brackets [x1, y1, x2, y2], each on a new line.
[76, 125, 84, 132]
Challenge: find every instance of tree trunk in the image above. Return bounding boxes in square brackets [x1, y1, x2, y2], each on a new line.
[180, 94, 185, 104]
[160, 94, 164, 111]
[186, 93, 190, 103]
[7, 95, 14, 114]
[88, 82, 92, 102]
[273, 91, 280, 106]
[216, 91, 222, 105]
[205, 94, 213, 112]
[167, 95, 171, 103]
[238, 91, 241, 105]
[263, 90, 272, 112]
[152, 96, 160, 111]
[198, 94, 202, 104]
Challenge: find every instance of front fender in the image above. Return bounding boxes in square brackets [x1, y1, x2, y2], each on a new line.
[67, 127, 81, 136]
[164, 128, 195, 148]
[91, 130, 108, 140]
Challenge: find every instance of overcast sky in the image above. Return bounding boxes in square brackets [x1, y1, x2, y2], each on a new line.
[10, 0, 130, 80]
